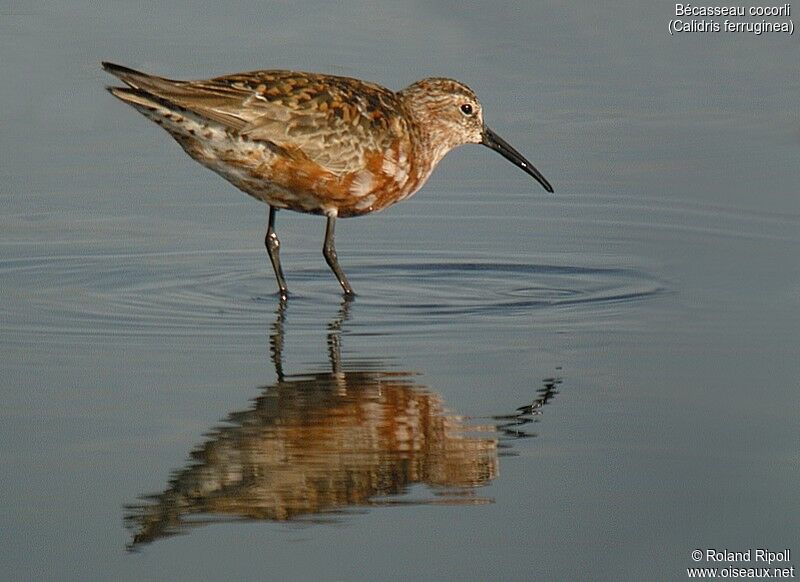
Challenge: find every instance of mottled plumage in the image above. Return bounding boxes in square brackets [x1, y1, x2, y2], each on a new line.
[103, 62, 553, 297]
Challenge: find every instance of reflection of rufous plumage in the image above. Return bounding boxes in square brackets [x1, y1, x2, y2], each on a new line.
[125, 301, 498, 548]
[126, 301, 562, 548]
[126, 370, 497, 548]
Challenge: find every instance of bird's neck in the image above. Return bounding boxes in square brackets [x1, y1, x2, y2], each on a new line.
[400, 110, 455, 188]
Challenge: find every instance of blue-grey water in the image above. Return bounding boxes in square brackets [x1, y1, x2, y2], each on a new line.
[1, 2, 798, 580]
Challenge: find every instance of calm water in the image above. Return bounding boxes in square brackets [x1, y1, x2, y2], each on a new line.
[1, 2, 798, 580]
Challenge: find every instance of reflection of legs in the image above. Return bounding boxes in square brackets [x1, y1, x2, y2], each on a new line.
[264, 206, 288, 298]
[269, 296, 287, 382]
[327, 298, 352, 375]
[322, 215, 355, 297]
[271, 297, 348, 382]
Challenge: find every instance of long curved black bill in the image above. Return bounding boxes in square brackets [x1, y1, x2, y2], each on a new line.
[481, 127, 554, 193]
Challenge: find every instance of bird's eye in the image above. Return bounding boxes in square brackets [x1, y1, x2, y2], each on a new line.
[460, 103, 473, 116]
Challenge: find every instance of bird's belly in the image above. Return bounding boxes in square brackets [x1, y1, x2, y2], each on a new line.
[170, 132, 324, 214]
[171, 130, 420, 217]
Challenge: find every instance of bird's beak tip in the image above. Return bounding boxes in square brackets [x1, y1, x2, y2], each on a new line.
[481, 127, 554, 194]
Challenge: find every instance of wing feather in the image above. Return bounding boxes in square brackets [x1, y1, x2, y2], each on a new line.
[110, 68, 407, 176]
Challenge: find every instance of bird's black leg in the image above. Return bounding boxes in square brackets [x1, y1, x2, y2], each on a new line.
[322, 215, 355, 298]
[265, 206, 288, 299]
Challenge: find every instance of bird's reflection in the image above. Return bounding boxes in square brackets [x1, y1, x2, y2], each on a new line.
[125, 299, 561, 549]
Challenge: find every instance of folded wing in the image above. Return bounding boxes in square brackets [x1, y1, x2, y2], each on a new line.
[102, 62, 405, 176]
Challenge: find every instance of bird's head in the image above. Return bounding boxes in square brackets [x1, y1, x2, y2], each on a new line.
[399, 78, 553, 193]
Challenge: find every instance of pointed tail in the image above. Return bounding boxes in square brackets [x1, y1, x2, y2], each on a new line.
[101, 61, 179, 93]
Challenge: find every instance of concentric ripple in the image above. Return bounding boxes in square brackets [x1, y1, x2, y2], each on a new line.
[0, 249, 666, 341]
[350, 259, 666, 319]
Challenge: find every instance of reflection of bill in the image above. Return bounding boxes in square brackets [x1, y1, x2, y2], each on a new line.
[125, 300, 560, 549]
